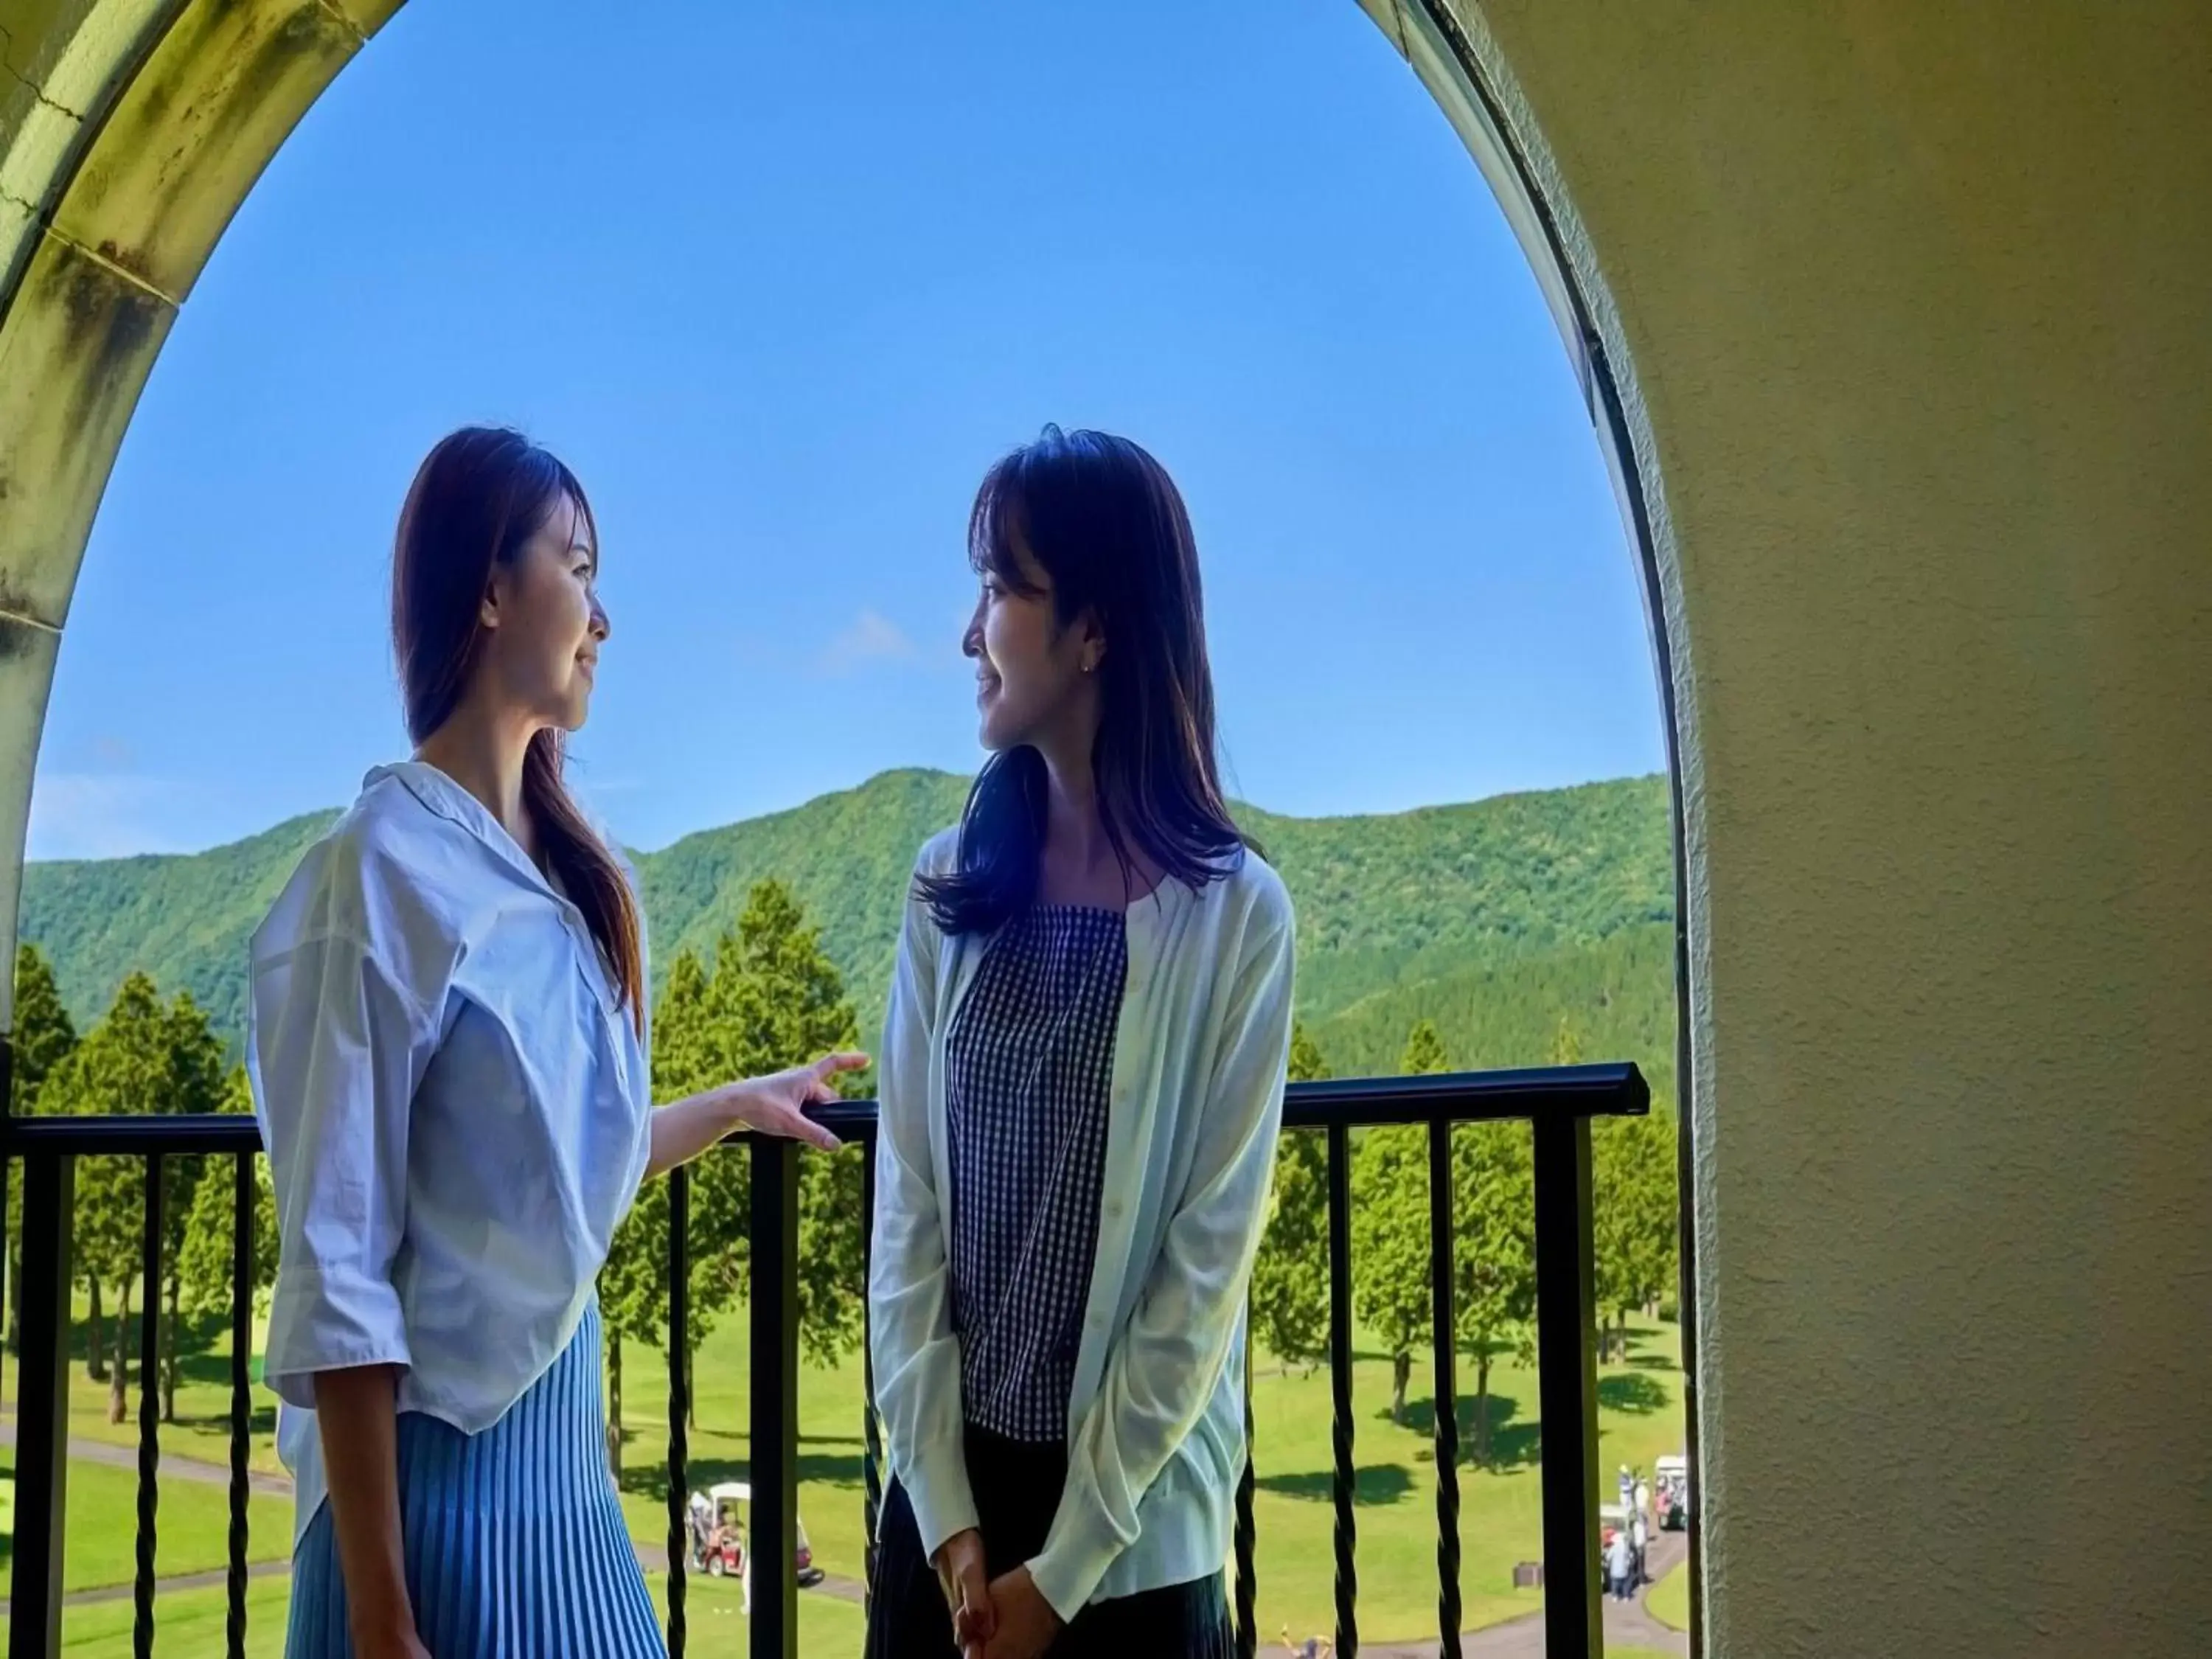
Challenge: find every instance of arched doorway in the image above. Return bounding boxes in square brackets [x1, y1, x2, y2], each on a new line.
[0, 0, 1701, 1649]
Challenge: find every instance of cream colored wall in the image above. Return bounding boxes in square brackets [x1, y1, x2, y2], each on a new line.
[1404, 1, 2211, 1652]
[3, 1, 2208, 1652]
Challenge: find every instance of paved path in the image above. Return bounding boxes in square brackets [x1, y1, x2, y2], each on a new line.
[0, 1413, 293, 1498]
[633, 1542, 869, 1607]
[1284, 1531, 1688, 1659]
[16, 1560, 295, 1613]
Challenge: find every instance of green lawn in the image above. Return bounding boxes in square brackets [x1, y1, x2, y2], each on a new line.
[1646, 1558, 1691, 1632]
[606, 1308, 1686, 1646]
[8, 1295, 1686, 1652]
[0, 1304, 290, 1478]
[0, 1579, 293, 1658]
[0, 1453, 293, 1592]
[0, 1572, 819, 1657]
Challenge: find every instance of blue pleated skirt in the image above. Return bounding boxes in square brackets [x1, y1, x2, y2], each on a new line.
[287, 1299, 666, 1658]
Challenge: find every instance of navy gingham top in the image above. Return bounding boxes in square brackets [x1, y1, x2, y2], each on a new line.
[945, 905, 1128, 1443]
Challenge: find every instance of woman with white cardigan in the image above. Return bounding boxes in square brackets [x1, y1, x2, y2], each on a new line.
[866, 427, 1296, 1659]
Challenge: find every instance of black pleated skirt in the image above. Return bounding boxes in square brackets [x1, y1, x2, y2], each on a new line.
[866, 1423, 1234, 1659]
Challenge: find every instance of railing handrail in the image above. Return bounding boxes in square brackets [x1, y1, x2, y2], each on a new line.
[0, 1062, 1649, 1155]
[1, 1058, 1647, 1659]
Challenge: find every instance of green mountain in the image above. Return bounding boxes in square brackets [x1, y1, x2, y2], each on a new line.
[18, 807, 341, 1064]
[1312, 922, 1677, 1105]
[18, 768, 1676, 1104]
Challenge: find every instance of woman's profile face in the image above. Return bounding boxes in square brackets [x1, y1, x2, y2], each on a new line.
[476, 493, 608, 733]
[962, 526, 1097, 754]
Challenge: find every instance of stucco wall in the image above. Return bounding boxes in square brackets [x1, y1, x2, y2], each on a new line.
[2, 1, 2208, 1653]
[1420, 2, 2211, 1652]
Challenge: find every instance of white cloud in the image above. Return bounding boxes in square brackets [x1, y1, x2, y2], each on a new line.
[818, 610, 923, 677]
[25, 773, 195, 862]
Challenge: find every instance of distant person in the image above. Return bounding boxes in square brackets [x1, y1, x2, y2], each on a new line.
[254, 427, 859, 1659]
[867, 428, 1296, 1659]
[1607, 1531, 1638, 1603]
[1619, 1464, 1635, 1510]
[1630, 1509, 1650, 1587]
[688, 1490, 713, 1570]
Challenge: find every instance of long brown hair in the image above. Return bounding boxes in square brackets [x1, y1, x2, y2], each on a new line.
[919, 425, 1253, 935]
[391, 426, 644, 1031]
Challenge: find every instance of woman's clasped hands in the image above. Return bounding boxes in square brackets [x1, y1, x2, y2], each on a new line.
[933, 1531, 1062, 1659]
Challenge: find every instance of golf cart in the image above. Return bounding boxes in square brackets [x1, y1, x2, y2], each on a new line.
[1654, 1454, 1690, 1531]
[687, 1481, 826, 1589]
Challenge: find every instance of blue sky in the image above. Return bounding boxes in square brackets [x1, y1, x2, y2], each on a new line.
[29, 0, 1662, 860]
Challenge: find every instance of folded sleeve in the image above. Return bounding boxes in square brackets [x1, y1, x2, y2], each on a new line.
[866, 842, 978, 1559]
[250, 844, 444, 1410]
[1028, 879, 1296, 1620]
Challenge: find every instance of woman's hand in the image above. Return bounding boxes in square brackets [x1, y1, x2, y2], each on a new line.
[933, 1528, 996, 1659]
[981, 1565, 1061, 1659]
[646, 1051, 869, 1178]
[718, 1051, 868, 1150]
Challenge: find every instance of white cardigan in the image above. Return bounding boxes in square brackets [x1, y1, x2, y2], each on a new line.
[868, 829, 1296, 1620]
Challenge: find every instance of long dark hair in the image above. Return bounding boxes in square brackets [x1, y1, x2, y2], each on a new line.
[919, 425, 1252, 936]
[390, 426, 645, 1032]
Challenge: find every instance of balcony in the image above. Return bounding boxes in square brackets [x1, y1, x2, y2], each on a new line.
[0, 1062, 1649, 1659]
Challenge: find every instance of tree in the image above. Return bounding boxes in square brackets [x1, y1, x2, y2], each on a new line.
[36, 974, 223, 1422]
[177, 1124, 278, 1321]
[1592, 1113, 1678, 1363]
[597, 881, 863, 1470]
[1402, 1018, 1452, 1080]
[598, 947, 711, 1472]
[597, 1172, 670, 1478]
[1556, 1009, 1680, 1364]
[46, 973, 173, 1421]
[10, 943, 77, 1102]
[153, 993, 226, 1419]
[175, 1065, 276, 1402]
[1250, 1023, 1330, 1373]
[1350, 1020, 1454, 1422]
[694, 881, 866, 1371]
[8, 944, 77, 1352]
[1452, 1120, 1536, 1464]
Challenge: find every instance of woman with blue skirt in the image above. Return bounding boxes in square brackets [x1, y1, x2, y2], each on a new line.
[251, 427, 858, 1658]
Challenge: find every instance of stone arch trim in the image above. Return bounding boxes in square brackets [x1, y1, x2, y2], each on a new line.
[0, 0, 401, 994]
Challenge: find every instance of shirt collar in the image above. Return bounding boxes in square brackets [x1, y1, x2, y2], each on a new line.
[364, 760, 554, 898]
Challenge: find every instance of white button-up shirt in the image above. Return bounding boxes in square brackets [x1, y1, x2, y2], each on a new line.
[248, 762, 653, 1539]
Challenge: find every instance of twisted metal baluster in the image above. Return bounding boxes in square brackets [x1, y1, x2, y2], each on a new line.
[227, 1151, 253, 1659]
[1327, 1121, 1358, 1657]
[1430, 1119, 1462, 1658]
[1235, 1314, 1257, 1659]
[860, 1138, 883, 1604]
[133, 1153, 164, 1659]
[666, 1165, 690, 1658]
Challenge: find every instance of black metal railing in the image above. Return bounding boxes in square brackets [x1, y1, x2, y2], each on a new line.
[0, 1061, 1644, 1659]
[1, 1114, 262, 1659]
